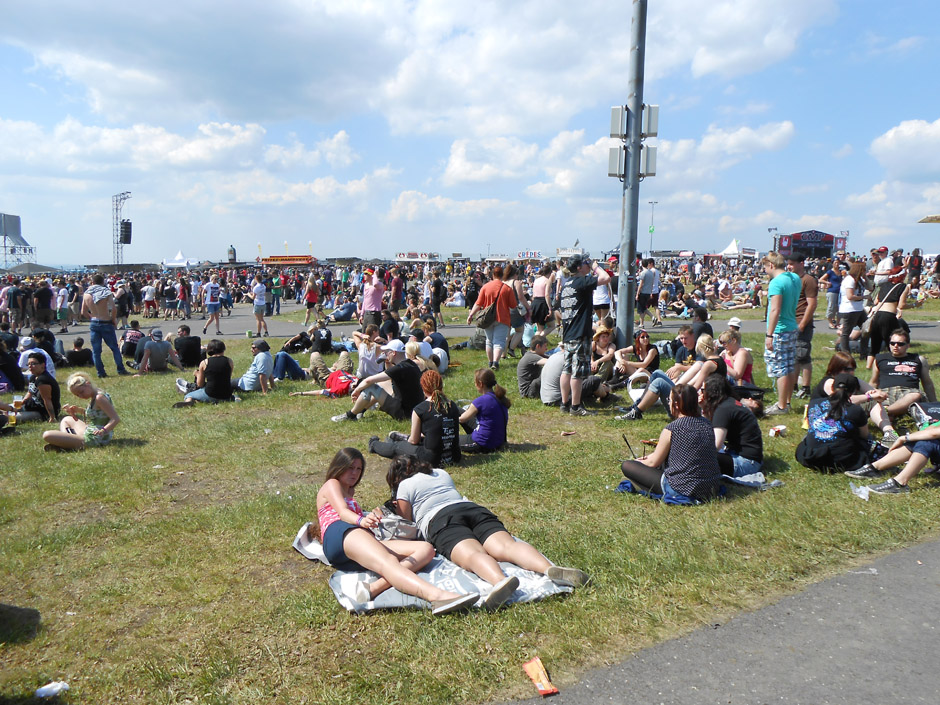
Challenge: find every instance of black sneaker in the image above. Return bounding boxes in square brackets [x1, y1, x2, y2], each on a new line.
[844, 463, 883, 479]
[868, 478, 910, 495]
[615, 406, 643, 421]
[569, 405, 596, 416]
[559, 403, 571, 414]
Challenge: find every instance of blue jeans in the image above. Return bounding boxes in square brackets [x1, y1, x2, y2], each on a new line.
[646, 370, 674, 407]
[90, 321, 127, 377]
[185, 387, 230, 403]
[273, 351, 306, 380]
[721, 451, 763, 478]
[272, 294, 281, 315]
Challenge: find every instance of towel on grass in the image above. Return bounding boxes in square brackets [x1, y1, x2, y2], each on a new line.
[293, 523, 573, 614]
[615, 472, 783, 505]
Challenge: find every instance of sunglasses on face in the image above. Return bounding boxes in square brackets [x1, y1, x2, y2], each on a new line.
[889, 341, 907, 347]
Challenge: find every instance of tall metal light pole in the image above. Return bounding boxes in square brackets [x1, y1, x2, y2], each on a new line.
[648, 200, 658, 255]
[768, 226, 778, 252]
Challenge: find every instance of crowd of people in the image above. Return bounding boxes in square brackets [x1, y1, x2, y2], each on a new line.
[2, 244, 939, 610]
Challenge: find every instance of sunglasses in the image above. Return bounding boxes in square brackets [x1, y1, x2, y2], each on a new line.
[889, 341, 907, 346]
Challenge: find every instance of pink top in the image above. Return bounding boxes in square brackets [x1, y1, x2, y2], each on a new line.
[317, 496, 363, 536]
[532, 276, 551, 299]
[362, 275, 385, 312]
[724, 354, 754, 385]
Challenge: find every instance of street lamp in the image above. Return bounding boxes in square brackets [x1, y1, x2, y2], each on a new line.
[648, 201, 658, 256]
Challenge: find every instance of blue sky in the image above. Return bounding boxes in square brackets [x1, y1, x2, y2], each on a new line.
[1, 0, 938, 267]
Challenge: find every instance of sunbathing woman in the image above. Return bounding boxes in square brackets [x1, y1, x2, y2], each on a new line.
[718, 330, 753, 385]
[620, 384, 723, 502]
[315, 447, 478, 615]
[387, 455, 590, 610]
[368, 369, 461, 466]
[43, 372, 119, 451]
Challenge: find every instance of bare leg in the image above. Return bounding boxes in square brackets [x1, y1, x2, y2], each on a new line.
[363, 539, 436, 599]
[342, 531, 463, 603]
[894, 452, 931, 485]
[570, 376, 584, 407]
[449, 539, 507, 586]
[482, 531, 551, 574]
[872, 446, 913, 471]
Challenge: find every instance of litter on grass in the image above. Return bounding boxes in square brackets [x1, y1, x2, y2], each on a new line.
[35, 681, 69, 698]
[850, 482, 870, 501]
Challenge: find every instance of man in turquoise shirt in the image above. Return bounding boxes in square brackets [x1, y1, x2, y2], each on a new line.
[763, 251, 801, 415]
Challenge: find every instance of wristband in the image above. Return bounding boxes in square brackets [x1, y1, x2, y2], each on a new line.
[357, 516, 363, 526]
[765, 334, 773, 338]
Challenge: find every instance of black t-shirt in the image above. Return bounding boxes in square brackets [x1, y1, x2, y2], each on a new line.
[413, 399, 461, 466]
[0, 330, 18, 353]
[386, 359, 423, 416]
[174, 335, 203, 367]
[560, 274, 598, 342]
[675, 346, 702, 366]
[34, 287, 55, 310]
[692, 321, 714, 342]
[26, 370, 60, 420]
[8, 286, 24, 310]
[0, 350, 25, 391]
[313, 328, 333, 354]
[427, 331, 449, 356]
[204, 355, 233, 400]
[875, 353, 922, 390]
[380, 318, 400, 342]
[711, 397, 763, 461]
[431, 279, 445, 303]
[66, 348, 93, 367]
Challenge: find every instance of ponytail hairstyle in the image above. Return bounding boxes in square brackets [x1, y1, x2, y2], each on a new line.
[385, 455, 433, 497]
[420, 369, 449, 413]
[827, 372, 860, 420]
[475, 367, 511, 409]
[363, 323, 379, 352]
[695, 333, 715, 357]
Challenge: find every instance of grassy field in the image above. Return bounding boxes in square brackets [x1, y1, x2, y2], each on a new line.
[2, 315, 940, 704]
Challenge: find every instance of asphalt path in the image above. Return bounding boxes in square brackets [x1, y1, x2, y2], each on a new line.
[496, 536, 940, 705]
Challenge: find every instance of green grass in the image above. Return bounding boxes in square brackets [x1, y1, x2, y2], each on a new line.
[2, 321, 940, 704]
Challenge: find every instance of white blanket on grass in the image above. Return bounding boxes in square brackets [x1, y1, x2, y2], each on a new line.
[293, 523, 572, 614]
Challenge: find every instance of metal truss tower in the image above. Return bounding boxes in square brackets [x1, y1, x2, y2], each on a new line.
[112, 191, 131, 266]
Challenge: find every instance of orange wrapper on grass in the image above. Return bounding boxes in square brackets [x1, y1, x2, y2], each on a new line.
[523, 656, 559, 697]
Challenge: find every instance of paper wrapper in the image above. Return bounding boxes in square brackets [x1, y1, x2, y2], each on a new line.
[523, 656, 559, 697]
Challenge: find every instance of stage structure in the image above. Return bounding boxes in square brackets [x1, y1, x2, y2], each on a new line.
[112, 191, 131, 266]
[1, 213, 37, 269]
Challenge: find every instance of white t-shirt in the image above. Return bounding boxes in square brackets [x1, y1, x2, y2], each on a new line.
[252, 282, 266, 306]
[143, 285, 156, 302]
[203, 282, 220, 304]
[396, 468, 468, 538]
[839, 275, 864, 313]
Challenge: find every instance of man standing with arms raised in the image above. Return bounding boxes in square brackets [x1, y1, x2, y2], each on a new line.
[763, 252, 800, 415]
[787, 252, 818, 400]
[82, 274, 129, 378]
[559, 254, 610, 416]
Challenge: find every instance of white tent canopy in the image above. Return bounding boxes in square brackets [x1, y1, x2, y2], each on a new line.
[162, 250, 198, 269]
[718, 239, 740, 257]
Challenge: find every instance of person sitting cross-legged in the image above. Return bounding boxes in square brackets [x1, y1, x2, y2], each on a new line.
[332, 339, 422, 423]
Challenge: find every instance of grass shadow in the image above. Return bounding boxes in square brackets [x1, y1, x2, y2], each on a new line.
[762, 456, 793, 474]
[107, 437, 147, 448]
[0, 603, 41, 644]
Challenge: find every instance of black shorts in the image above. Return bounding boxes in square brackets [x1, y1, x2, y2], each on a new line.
[637, 293, 652, 314]
[795, 325, 814, 365]
[426, 502, 507, 560]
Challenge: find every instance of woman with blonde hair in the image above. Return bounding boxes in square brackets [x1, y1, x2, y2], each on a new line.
[42, 372, 120, 451]
[718, 329, 753, 385]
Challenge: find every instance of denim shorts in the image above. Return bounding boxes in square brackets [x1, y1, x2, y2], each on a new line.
[907, 439, 940, 465]
[322, 520, 367, 572]
[253, 304, 266, 316]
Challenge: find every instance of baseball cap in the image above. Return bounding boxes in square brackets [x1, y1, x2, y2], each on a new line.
[728, 317, 742, 329]
[567, 254, 585, 270]
[877, 246, 889, 253]
[785, 251, 806, 262]
[381, 339, 406, 353]
[18, 336, 34, 351]
[418, 341, 433, 359]
[150, 328, 164, 340]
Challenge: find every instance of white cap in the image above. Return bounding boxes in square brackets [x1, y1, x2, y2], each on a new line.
[728, 317, 742, 328]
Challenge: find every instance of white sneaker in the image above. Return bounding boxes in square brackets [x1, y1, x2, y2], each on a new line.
[175, 378, 189, 394]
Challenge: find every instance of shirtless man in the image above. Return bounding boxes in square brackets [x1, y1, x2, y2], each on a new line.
[81, 274, 129, 378]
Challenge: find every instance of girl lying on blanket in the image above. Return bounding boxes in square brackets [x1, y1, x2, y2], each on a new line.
[314, 447, 478, 616]
[620, 383, 723, 502]
[386, 456, 591, 611]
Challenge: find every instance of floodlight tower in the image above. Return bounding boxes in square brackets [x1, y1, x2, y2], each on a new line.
[113, 191, 131, 265]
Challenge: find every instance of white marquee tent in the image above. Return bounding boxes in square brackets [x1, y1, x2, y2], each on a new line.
[162, 251, 198, 269]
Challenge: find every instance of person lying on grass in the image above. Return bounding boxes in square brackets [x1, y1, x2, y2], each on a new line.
[620, 383, 723, 502]
[368, 369, 461, 466]
[313, 447, 478, 616]
[43, 372, 119, 451]
[386, 455, 591, 611]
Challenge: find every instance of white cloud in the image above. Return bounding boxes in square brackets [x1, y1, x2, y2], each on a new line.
[263, 131, 358, 170]
[442, 137, 539, 186]
[386, 190, 509, 221]
[870, 118, 940, 182]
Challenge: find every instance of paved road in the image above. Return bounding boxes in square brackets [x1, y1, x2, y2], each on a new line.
[496, 536, 940, 705]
